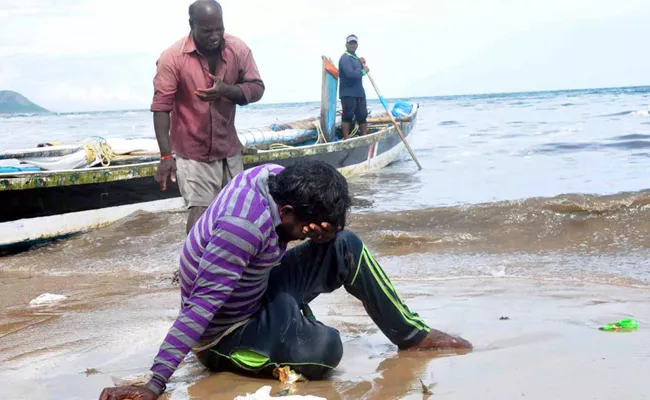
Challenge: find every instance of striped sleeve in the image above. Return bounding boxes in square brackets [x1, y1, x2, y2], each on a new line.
[146, 216, 263, 394]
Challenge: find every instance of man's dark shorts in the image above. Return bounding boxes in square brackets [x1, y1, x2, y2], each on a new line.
[341, 96, 368, 124]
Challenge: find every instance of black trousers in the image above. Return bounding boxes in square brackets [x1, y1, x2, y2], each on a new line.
[197, 230, 430, 379]
[341, 97, 368, 124]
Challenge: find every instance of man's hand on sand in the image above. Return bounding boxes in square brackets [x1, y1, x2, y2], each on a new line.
[99, 386, 157, 400]
[303, 222, 340, 244]
[406, 329, 473, 351]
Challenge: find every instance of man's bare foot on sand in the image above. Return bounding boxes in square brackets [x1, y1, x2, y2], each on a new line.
[405, 329, 473, 351]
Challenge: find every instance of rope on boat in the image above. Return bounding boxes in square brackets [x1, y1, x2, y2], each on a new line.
[82, 137, 115, 167]
[349, 123, 359, 138]
[315, 120, 327, 144]
[268, 119, 329, 149]
[262, 116, 368, 150]
[269, 143, 293, 150]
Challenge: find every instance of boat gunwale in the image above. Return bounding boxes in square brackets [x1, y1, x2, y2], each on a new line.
[0, 103, 418, 190]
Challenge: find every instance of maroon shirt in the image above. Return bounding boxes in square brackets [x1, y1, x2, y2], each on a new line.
[151, 33, 264, 162]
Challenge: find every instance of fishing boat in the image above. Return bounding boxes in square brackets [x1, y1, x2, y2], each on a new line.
[0, 56, 420, 251]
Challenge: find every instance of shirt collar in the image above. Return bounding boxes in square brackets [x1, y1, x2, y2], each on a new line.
[183, 32, 228, 61]
[254, 167, 283, 229]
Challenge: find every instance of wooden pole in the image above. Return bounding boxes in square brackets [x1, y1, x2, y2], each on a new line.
[366, 72, 422, 170]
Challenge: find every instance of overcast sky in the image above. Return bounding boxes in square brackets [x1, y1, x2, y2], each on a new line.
[0, 0, 648, 112]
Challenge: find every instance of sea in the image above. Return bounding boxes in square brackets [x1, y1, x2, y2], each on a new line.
[1, 86, 649, 283]
[1, 86, 650, 400]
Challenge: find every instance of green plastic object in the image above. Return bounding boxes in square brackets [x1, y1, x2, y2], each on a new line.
[599, 318, 638, 331]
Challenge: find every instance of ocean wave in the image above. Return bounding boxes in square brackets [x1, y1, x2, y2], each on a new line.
[532, 138, 650, 154]
[630, 109, 650, 117]
[610, 134, 650, 141]
[390, 273, 649, 288]
[603, 140, 650, 150]
[350, 189, 650, 255]
[0, 210, 186, 276]
[2, 190, 649, 285]
[600, 108, 649, 118]
[376, 250, 650, 287]
[532, 142, 601, 154]
[0, 112, 49, 120]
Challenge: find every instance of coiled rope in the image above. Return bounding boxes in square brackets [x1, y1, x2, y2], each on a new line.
[82, 137, 115, 167]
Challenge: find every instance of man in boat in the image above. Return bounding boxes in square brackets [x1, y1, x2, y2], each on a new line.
[151, 0, 265, 233]
[338, 34, 370, 140]
[98, 160, 472, 400]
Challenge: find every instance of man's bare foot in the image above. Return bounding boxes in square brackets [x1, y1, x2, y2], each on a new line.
[405, 329, 473, 351]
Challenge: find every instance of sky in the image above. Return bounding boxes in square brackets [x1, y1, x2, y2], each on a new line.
[0, 0, 648, 112]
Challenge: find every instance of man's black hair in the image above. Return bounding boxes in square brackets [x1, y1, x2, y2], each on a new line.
[268, 160, 352, 228]
[189, 0, 222, 23]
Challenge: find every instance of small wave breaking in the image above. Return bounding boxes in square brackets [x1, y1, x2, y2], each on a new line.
[1, 190, 649, 286]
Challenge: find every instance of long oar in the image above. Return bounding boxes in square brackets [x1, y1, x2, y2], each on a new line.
[366, 71, 422, 170]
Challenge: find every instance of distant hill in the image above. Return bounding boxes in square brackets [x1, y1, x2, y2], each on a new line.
[0, 90, 48, 114]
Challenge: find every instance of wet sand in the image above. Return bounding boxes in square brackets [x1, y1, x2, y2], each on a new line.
[2, 198, 650, 399]
[2, 270, 648, 400]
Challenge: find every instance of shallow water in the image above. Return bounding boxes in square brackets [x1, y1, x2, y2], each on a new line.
[1, 86, 649, 399]
[2, 277, 649, 400]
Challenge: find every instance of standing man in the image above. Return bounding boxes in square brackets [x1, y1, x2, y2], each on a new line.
[151, 0, 265, 233]
[98, 160, 472, 400]
[338, 34, 369, 140]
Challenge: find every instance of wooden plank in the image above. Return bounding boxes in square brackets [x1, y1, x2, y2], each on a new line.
[320, 56, 339, 142]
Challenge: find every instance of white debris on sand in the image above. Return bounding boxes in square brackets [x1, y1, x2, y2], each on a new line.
[234, 386, 326, 400]
[111, 371, 153, 387]
[29, 293, 68, 306]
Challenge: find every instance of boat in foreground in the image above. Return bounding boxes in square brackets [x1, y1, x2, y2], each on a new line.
[0, 56, 420, 251]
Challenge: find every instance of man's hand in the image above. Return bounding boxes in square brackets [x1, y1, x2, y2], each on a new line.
[303, 222, 340, 244]
[155, 157, 177, 191]
[359, 57, 369, 73]
[98, 386, 157, 400]
[406, 329, 473, 352]
[195, 73, 226, 102]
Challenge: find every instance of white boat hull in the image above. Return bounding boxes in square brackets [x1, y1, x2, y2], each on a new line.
[0, 138, 410, 250]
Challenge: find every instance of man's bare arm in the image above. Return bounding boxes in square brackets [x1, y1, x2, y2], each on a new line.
[153, 111, 172, 156]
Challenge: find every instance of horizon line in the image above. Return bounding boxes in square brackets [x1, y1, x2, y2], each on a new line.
[4, 83, 649, 115]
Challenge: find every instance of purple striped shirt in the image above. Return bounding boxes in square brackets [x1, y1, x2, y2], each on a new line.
[147, 164, 286, 393]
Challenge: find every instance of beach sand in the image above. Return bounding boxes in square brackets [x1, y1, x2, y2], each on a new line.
[2, 270, 648, 400]
[2, 192, 650, 399]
